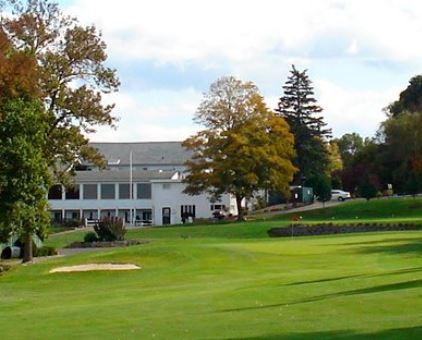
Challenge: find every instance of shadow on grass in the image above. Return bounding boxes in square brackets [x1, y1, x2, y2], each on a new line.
[228, 325, 422, 339]
[287, 266, 422, 286]
[328, 237, 422, 247]
[222, 279, 422, 313]
[355, 238, 422, 256]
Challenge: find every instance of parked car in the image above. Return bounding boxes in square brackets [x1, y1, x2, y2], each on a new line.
[331, 189, 351, 201]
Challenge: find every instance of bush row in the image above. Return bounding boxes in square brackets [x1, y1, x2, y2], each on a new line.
[268, 223, 421, 237]
[67, 239, 146, 248]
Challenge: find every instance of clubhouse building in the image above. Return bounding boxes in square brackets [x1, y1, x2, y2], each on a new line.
[48, 142, 237, 226]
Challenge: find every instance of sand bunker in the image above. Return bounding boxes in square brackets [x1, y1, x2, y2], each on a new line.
[49, 263, 140, 273]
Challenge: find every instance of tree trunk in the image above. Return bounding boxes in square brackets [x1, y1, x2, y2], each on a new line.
[236, 195, 245, 221]
[22, 233, 33, 263]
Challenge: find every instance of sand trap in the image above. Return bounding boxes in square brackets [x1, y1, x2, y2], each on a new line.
[49, 263, 140, 273]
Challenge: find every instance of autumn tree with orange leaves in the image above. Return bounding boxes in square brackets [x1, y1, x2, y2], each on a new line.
[183, 77, 296, 221]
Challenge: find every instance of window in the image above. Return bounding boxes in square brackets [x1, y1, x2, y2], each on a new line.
[101, 184, 115, 199]
[210, 204, 226, 211]
[137, 183, 151, 199]
[162, 183, 171, 190]
[181, 205, 196, 219]
[135, 209, 152, 223]
[83, 184, 97, 199]
[48, 185, 62, 200]
[119, 183, 132, 199]
[65, 185, 80, 200]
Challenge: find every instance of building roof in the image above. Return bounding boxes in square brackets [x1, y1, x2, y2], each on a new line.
[89, 142, 192, 166]
[75, 169, 177, 183]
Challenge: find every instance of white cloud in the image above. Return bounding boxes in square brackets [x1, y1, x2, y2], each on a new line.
[346, 39, 359, 55]
[89, 88, 202, 142]
[62, 0, 422, 141]
[67, 0, 422, 64]
[315, 79, 400, 138]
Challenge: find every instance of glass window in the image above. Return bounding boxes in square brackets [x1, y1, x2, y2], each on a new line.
[137, 183, 151, 199]
[119, 183, 132, 199]
[48, 185, 62, 200]
[101, 184, 115, 199]
[83, 184, 97, 199]
[65, 185, 80, 200]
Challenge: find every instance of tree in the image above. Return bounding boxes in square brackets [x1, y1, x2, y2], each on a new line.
[387, 75, 422, 117]
[404, 172, 421, 197]
[359, 173, 378, 201]
[326, 140, 343, 174]
[183, 76, 296, 221]
[305, 174, 332, 207]
[1, 0, 119, 180]
[0, 0, 119, 260]
[0, 98, 51, 262]
[379, 111, 422, 192]
[276, 65, 331, 182]
[333, 133, 364, 168]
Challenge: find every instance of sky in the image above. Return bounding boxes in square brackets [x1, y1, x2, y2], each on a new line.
[58, 0, 422, 142]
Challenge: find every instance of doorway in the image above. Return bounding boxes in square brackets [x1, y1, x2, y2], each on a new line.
[162, 207, 171, 225]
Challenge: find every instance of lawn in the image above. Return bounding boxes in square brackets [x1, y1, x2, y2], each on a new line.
[277, 196, 422, 222]
[1, 214, 421, 339]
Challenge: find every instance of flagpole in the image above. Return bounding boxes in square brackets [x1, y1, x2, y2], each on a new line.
[130, 150, 133, 225]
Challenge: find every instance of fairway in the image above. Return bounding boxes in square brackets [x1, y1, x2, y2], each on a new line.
[1, 222, 421, 339]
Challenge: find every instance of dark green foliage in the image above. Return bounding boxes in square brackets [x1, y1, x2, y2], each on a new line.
[0, 98, 51, 262]
[387, 75, 422, 116]
[404, 172, 421, 197]
[63, 219, 82, 229]
[331, 172, 343, 189]
[333, 133, 364, 168]
[310, 174, 332, 204]
[35, 246, 57, 257]
[276, 65, 331, 181]
[94, 217, 126, 241]
[84, 232, 98, 243]
[359, 174, 378, 201]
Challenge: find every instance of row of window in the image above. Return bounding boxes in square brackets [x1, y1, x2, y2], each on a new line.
[48, 183, 152, 200]
[210, 204, 226, 211]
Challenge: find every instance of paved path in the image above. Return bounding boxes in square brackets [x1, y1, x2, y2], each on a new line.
[251, 199, 356, 218]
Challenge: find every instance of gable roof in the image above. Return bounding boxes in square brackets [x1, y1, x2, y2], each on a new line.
[75, 169, 177, 183]
[89, 142, 192, 166]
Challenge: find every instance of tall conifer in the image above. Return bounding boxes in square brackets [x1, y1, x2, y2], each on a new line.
[276, 65, 331, 182]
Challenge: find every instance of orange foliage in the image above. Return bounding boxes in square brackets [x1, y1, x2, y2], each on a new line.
[0, 29, 39, 100]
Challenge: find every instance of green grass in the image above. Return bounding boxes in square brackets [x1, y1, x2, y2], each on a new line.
[1, 197, 422, 339]
[277, 196, 422, 222]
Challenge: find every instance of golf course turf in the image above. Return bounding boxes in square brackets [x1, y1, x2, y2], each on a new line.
[0, 198, 421, 339]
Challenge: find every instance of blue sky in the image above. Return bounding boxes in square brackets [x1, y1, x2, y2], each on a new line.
[58, 0, 422, 142]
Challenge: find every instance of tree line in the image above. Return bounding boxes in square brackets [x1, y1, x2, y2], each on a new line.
[183, 66, 422, 213]
[333, 75, 422, 198]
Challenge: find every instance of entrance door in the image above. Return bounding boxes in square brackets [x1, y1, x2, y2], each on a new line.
[162, 207, 171, 225]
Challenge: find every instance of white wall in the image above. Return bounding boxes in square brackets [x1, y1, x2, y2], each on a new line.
[48, 180, 236, 226]
[151, 181, 235, 225]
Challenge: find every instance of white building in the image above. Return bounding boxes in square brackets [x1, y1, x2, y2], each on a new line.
[48, 142, 237, 226]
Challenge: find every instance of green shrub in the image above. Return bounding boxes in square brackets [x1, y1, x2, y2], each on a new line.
[35, 246, 58, 257]
[84, 232, 98, 243]
[94, 217, 126, 241]
[63, 219, 82, 228]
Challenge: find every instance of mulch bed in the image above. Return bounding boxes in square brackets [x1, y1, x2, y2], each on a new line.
[268, 223, 422, 237]
[66, 240, 148, 248]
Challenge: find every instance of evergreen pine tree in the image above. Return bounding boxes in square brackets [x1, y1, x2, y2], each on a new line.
[276, 65, 331, 182]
